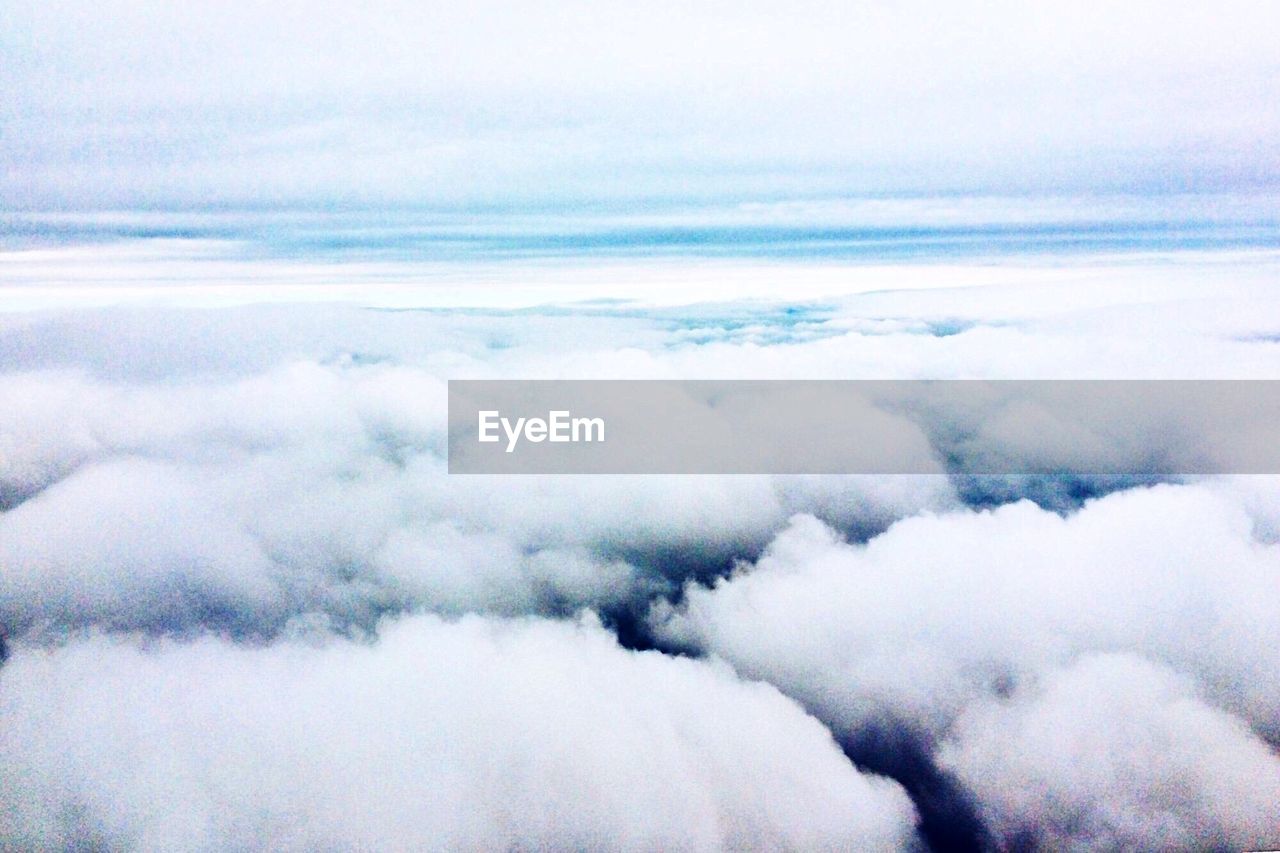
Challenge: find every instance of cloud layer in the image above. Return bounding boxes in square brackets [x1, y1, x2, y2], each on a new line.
[2, 247, 1279, 849]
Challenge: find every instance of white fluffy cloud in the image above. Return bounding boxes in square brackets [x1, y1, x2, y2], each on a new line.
[0, 613, 917, 851]
[653, 484, 1280, 847]
[656, 485, 1280, 736]
[939, 653, 1280, 850]
[0, 359, 953, 637]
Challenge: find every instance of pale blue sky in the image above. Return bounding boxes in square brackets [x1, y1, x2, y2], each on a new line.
[3, 0, 1278, 209]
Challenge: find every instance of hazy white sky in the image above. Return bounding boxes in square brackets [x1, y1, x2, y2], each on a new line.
[3, 0, 1278, 208]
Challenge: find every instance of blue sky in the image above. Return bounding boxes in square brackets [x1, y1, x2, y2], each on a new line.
[3, 0, 1278, 209]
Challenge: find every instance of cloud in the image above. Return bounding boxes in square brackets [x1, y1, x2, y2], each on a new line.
[938, 653, 1280, 850]
[3, 247, 1280, 848]
[0, 358, 953, 640]
[652, 485, 1280, 847]
[0, 613, 917, 850]
[655, 485, 1280, 737]
[0, 457, 285, 637]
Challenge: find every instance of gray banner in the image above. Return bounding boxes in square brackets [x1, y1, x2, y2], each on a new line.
[448, 380, 1280, 475]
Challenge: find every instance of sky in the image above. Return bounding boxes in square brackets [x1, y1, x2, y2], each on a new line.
[3, 0, 1279, 209]
[3, 4, 1280, 850]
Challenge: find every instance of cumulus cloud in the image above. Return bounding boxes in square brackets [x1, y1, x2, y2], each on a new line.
[0, 614, 916, 851]
[939, 653, 1280, 850]
[655, 486, 1280, 737]
[653, 485, 1280, 847]
[650, 479, 1280, 845]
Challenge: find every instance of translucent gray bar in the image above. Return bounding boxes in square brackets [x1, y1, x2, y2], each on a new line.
[448, 380, 1280, 475]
